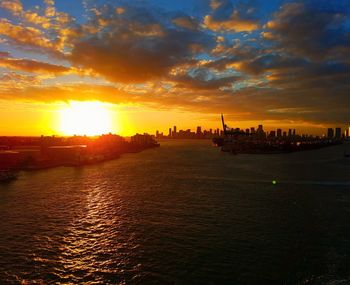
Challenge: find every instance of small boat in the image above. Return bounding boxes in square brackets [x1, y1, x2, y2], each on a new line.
[0, 170, 17, 183]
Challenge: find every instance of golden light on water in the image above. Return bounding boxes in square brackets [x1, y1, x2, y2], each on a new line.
[59, 101, 114, 136]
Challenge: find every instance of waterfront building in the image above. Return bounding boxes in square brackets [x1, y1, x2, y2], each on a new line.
[47, 145, 87, 165]
[0, 151, 20, 169]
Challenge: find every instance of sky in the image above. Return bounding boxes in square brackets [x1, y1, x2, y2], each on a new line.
[0, 0, 349, 136]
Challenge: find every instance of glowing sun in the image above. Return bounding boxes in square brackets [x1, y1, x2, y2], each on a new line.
[59, 101, 113, 136]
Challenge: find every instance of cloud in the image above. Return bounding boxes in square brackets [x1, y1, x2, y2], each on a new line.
[172, 16, 199, 30]
[210, 0, 222, 10]
[204, 0, 259, 33]
[263, 2, 350, 61]
[0, 0, 77, 55]
[0, 0, 23, 15]
[22, 11, 52, 29]
[0, 19, 56, 52]
[170, 68, 240, 90]
[69, 6, 215, 84]
[0, 0, 349, 128]
[204, 11, 259, 33]
[0, 72, 40, 92]
[0, 54, 70, 74]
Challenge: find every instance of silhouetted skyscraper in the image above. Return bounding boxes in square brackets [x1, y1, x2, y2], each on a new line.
[277, 129, 282, 137]
[327, 128, 334, 138]
[196, 126, 202, 136]
[335, 128, 341, 139]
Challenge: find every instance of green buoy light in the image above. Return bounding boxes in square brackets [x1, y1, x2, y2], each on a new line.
[272, 180, 277, 185]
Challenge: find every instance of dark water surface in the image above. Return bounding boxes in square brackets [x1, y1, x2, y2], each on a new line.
[1, 140, 350, 284]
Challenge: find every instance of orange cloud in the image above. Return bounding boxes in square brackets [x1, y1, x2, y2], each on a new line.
[0, 56, 70, 74]
[23, 11, 51, 29]
[210, 0, 222, 10]
[0, 19, 56, 51]
[204, 11, 259, 33]
[0, 72, 40, 92]
[173, 16, 199, 30]
[115, 7, 125, 15]
[0, 0, 23, 15]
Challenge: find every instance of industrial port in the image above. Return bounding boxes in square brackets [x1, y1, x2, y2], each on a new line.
[213, 115, 346, 154]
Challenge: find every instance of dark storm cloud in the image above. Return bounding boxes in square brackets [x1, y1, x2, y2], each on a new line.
[264, 2, 350, 61]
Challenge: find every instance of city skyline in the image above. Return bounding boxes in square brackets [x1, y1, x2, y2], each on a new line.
[154, 124, 350, 139]
[0, 0, 349, 136]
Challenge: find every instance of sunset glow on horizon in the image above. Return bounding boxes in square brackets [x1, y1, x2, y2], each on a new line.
[59, 101, 114, 136]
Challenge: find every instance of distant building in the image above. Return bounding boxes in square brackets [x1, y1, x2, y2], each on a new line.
[196, 126, 202, 136]
[335, 128, 341, 139]
[168, 128, 172, 137]
[288, 129, 292, 137]
[327, 128, 334, 138]
[256, 125, 266, 139]
[277, 129, 282, 138]
[173, 126, 177, 137]
[47, 145, 87, 165]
